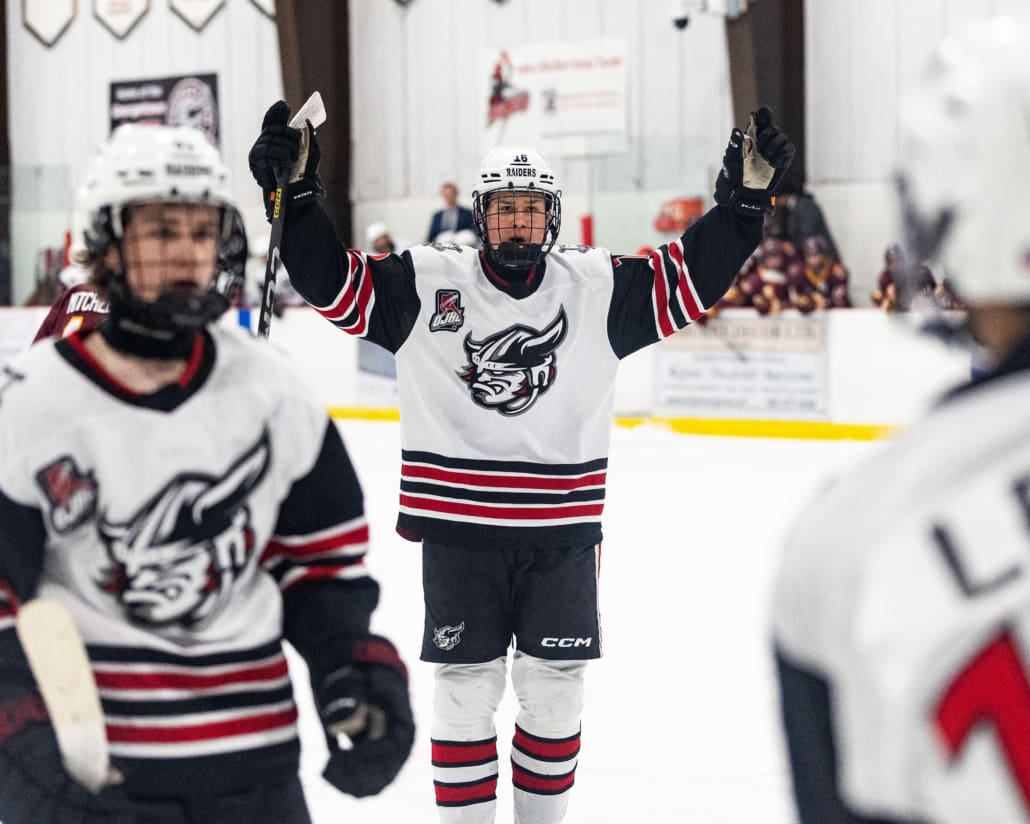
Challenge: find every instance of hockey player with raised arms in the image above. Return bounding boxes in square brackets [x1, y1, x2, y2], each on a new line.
[0, 124, 413, 823]
[249, 103, 793, 823]
[772, 17, 1030, 824]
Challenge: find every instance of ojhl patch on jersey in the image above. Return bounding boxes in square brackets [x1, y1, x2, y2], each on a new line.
[457, 307, 568, 416]
[429, 289, 465, 332]
[36, 456, 98, 533]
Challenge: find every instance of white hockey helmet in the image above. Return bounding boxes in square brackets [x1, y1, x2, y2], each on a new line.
[82, 123, 238, 254]
[80, 124, 245, 332]
[897, 16, 1030, 305]
[472, 146, 562, 269]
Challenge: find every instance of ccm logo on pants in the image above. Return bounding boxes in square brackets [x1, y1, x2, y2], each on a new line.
[541, 637, 592, 648]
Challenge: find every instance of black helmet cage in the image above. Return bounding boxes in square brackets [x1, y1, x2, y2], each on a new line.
[88, 201, 243, 331]
[473, 185, 562, 270]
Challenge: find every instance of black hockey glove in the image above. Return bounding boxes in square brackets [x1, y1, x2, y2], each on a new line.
[714, 106, 795, 218]
[248, 99, 324, 221]
[314, 635, 415, 799]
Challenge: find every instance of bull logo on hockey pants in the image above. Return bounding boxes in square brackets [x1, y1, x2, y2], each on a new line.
[95, 431, 270, 629]
[457, 307, 568, 416]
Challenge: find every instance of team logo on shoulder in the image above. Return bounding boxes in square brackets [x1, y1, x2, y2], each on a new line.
[433, 622, 466, 651]
[430, 289, 466, 332]
[457, 307, 568, 416]
[36, 456, 98, 533]
[95, 431, 271, 629]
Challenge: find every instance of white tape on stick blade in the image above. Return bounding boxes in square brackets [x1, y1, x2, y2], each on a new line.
[289, 91, 326, 129]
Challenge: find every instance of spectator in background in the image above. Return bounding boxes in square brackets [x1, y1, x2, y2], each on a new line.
[735, 212, 805, 315]
[871, 244, 964, 314]
[871, 243, 904, 311]
[366, 222, 405, 255]
[789, 234, 851, 312]
[775, 183, 841, 262]
[425, 182, 474, 244]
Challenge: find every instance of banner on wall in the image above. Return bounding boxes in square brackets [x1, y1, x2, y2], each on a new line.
[654, 312, 830, 420]
[480, 37, 627, 156]
[110, 74, 220, 145]
[169, 0, 225, 31]
[22, 0, 76, 47]
[94, 0, 150, 39]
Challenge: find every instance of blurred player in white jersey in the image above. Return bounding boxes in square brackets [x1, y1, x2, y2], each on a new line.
[249, 99, 793, 823]
[0, 124, 413, 823]
[773, 17, 1030, 824]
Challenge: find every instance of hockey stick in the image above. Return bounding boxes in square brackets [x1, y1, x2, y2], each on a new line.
[16, 598, 117, 793]
[257, 91, 327, 338]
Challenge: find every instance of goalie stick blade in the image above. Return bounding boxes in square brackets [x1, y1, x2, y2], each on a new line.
[16, 599, 112, 794]
[289, 91, 326, 130]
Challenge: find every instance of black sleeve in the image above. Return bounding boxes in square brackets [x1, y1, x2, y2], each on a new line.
[0, 490, 46, 606]
[775, 646, 926, 824]
[280, 203, 422, 353]
[0, 493, 52, 704]
[607, 205, 762, 358]
[265, 421, 380, 665]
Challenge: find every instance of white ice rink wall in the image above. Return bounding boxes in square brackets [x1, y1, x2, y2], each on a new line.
[8, 1, 1027, 306]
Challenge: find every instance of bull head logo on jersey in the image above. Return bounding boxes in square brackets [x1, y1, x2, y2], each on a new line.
[95, 431, 270, 629]
[457, 308, 568, 416]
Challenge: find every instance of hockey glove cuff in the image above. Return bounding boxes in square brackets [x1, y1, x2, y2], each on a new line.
[314, 635, 415, 799]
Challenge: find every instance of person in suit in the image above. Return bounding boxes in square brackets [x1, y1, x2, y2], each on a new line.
[426, 182, 474, 244]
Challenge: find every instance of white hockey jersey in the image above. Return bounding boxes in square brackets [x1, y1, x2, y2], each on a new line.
[773, 357, 1030, 823]
[0, 326, 374, 799]
[283, 203, 761, 549]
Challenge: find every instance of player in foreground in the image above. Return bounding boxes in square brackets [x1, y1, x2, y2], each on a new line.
[772, 17, 1030, 824]
[250, 101, 793, 823]
[0, 124, 413, 823]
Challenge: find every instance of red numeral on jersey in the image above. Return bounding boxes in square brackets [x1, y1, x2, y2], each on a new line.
[936, 630, 1030, 809]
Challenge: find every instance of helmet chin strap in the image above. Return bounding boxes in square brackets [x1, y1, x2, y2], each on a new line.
[100, 270, 227, 360]
[487, 241, 545, 272]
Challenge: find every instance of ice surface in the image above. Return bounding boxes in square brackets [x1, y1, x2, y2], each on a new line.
[294, 420, 880, 823]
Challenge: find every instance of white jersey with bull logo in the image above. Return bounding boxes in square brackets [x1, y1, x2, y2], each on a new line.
[773, 371, 1030, 823]
[0, 324, 373, 798]
[395, 244, 622, 548]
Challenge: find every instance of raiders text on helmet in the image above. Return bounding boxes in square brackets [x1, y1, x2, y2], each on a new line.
[472, 146, 562, 271]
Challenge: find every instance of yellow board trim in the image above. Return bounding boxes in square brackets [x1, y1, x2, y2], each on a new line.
[327, 407, 898, 442]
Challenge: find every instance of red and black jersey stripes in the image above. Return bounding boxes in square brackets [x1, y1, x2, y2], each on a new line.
[652, 240, 705, 337]
[307, 250, 376, 336]
[432, 736, 499, 808]
[398, 451, 608, 548]
[0, 580, 16, 633]
[260, 516, 369, 593]
[511, 725, 580, 797]
[92, 639, 296, 760]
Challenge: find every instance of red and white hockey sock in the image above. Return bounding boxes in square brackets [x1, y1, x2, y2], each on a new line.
[432, 736, 499, 823]
[511, 724, 580, 824]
